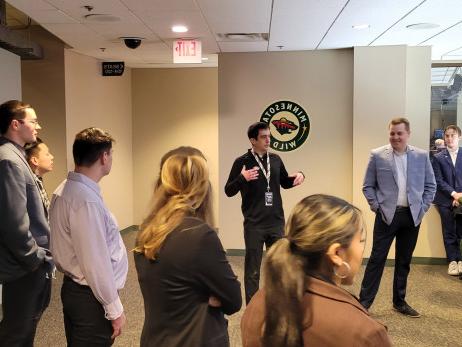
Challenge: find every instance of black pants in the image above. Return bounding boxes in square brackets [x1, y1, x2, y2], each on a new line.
[61, 276, 114, 347]
[244, 226, 283, 304]
[435, 205, 462, 262]
[359, 208, 420, 309]
[0, 262, 51, 347]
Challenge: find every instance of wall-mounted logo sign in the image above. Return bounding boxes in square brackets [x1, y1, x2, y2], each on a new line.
[102, 62, 124, 76]
[260, 100, 310, 152]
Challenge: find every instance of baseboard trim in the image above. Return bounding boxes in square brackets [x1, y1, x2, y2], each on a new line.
[227, 249, 246, 256]
[362, 257, 447, 266]
[120, 225, 138, 235]
[226, 249, 447, 265]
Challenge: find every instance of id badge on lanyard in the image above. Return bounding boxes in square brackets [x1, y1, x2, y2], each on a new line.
[252, 150, 272, 207]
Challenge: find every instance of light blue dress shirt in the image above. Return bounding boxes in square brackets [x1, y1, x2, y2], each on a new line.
[50, 172, 128, 320]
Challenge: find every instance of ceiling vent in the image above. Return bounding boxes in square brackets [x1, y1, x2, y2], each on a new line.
[216, 33, 268, 42]
[84, 14, 121, 22]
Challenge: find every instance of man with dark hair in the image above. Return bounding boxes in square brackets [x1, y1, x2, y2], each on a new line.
[225, 121, 305, 303]
[25, 137, 54, 214]
[49, 127, 128, 346]
[432, 125, 462, 275]
[360, 117, 436, 318]
[0, 100, 52, 346]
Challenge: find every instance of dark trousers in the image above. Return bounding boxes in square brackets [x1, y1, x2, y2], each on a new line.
[0, 262, 51, 347]
[61, 276, 114, 347]
[435, 205, 462, 262]
[244, 226, 283, 304]
[359, 208, 420, 309]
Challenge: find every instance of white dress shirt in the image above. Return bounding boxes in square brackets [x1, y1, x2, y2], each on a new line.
[50, 172, 128, 320]
[449, 148, 458, 166]
[393, 150, 408, 207]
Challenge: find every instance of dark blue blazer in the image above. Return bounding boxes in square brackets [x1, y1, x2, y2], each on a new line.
[432, 148, 462, 207]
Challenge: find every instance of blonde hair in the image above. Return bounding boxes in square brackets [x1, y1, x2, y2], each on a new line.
[135, 153, 213, 259]
[262, 194, 364, 347]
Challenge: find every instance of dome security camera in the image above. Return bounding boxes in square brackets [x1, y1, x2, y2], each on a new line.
[122, 37, 143, 49]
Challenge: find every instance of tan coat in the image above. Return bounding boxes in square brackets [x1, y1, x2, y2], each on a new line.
[241, 276, 392, 347]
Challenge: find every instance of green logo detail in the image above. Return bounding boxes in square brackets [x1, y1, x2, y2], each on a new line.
[260, 101, 310, 152]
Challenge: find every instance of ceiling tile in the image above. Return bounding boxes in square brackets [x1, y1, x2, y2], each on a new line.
[197, 0, 272, 34]
[318, 0, 425, 49]
[269, 0, 347, 50]
[7, 0, 55, 11]
[218, 41, 268, 52]
[373, 0, 462, 47]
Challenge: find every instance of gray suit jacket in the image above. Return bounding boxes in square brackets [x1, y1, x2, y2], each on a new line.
[0, 137, 50, 283]
[363, 144, 436, 226]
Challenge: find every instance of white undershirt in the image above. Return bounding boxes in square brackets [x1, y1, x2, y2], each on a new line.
[449, 148, 458, 166]
[393, 151, 408, 207]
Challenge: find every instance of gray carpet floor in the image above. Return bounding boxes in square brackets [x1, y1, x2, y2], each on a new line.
[25, 230, 461, 346]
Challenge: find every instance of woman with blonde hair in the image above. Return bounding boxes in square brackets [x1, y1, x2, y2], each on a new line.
[134, 149, 242, 347]
[241, 194, 391, 347]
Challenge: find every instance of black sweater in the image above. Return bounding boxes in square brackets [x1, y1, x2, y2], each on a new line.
[225, 150, 295, 231]
[134, 217, 242, 347]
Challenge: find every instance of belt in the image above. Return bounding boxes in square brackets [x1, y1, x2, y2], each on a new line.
[396, 205, 410, 212]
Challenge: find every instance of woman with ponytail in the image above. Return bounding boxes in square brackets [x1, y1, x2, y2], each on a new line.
[241, 194, 391, 347]
[134, 148, 242, 347]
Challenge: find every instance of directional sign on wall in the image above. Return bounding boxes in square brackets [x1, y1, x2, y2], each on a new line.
[102, 62, 124, 76]
[173, 39, 202, 64]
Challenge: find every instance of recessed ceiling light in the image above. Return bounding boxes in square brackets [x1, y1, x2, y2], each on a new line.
[352, 24, 370, 30]
[172, 25, 188, 33]
[201, 57, 209, 61]
[406, 23, 440, 30]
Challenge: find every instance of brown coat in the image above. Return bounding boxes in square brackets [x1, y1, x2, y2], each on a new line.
[241, 276, 392, 347]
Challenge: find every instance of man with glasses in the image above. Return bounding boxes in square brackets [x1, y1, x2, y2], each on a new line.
[0, 100, 53, 346]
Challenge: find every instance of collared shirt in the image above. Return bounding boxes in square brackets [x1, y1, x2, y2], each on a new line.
[50, 171, 128, 320]
[448, 148, 458, 166]
[393, 150, 408, 207]
[34, 174, 50, 217]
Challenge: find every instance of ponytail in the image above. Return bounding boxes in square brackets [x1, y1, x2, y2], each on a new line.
[262, 238, 305, 347]
[260, 194, 364, 347]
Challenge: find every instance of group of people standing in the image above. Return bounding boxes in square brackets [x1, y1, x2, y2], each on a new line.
[0, 97, 459, 347]
[0, 100, 128, 346]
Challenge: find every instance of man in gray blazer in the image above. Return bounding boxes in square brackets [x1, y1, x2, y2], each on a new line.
[0, 100, 52, 346]
[359, 117, 436, 318]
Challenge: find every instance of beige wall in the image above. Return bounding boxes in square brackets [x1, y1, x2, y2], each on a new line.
[21, 26, 67, 196]
[64, 50, 134, 229]
[131, 68, 219, 226]
[0, 47, 21, 103]
[353, 45, 445, 258]
[219, 50, 354, 249]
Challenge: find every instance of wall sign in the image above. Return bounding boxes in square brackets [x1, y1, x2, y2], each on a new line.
[260, 100, 310, 152]
[102, 62, 124, 76]
[173, 39, 202, 64]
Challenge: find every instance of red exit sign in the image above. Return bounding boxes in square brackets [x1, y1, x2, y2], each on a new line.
[173, 39, 202, 64]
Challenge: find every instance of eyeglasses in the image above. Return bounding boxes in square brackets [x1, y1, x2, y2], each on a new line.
[18, 119, 40, 128]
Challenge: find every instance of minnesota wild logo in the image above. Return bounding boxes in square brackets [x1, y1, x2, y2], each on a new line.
[260, 101, 310, 152]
